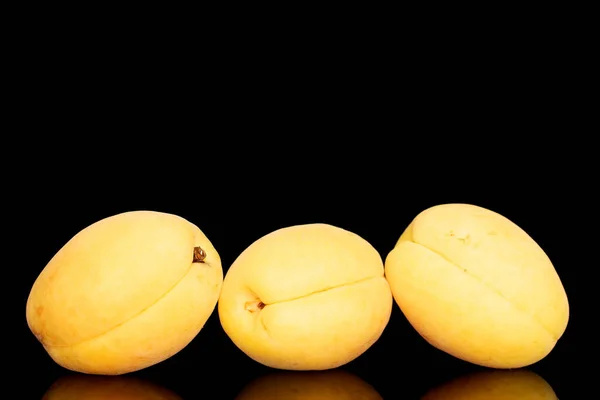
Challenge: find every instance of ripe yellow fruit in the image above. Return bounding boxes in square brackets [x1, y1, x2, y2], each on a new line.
[41, 374, 183, 400]
[26, 210, 223, 375]
[234, 370, 383, 400]
[218, 223, 393, 370]
[385, 203, 569, 369]
[421, 369, 557, 399]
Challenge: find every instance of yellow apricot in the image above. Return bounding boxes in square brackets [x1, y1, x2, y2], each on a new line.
[218, 223, 393, 370]
[385, 203, 569, 368]
[26, 210, 223, 375]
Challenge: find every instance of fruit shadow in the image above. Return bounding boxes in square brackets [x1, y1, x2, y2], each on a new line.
[41, 373, 185, 400]
[419, 368, 558, 399]
[233, 369, 384, 400]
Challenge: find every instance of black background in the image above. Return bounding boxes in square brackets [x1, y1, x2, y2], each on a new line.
[19, 156, 581, 399]
[13, 20, 589, 399]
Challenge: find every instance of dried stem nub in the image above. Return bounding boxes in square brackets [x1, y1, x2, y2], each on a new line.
[193, 246, 206, 263]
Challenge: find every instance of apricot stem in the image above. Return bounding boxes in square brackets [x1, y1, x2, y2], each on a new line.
[244, 300, 265, 313]
[193, 246, 206, 263]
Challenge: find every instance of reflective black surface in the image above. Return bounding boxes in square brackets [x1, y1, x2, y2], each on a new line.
[36, 367, 564, 399]
[25, 302, 577, 398]
[21, 170, 579, 399]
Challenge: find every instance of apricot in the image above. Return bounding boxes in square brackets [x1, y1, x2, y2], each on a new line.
[235, 370, 383, 400]
[421, 369, 557, 399]
[385, 203, 569, 368]
[26, 210, 223, 375]
[42, 374, 182, 400]
[218, 223, 393, 370]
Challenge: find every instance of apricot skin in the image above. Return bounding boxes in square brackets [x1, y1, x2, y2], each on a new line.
[26, 210, 223, 375]
[384, 203, 569, 369]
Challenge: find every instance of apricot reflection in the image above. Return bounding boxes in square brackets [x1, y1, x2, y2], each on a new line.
[42, 374, 182, 400]
[235, 369, 382, 400]
[421, 369, 557, 400]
